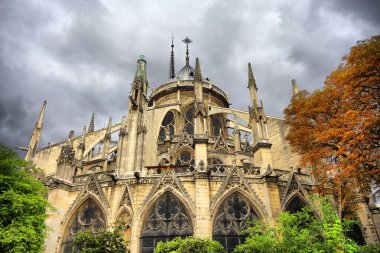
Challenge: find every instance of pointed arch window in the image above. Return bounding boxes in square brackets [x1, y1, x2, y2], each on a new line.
[184, 106, 194, 134]
[140, 192, 193, 253]
[284, 195, 307, 213]
[159, 111, 175, 141]
[211, 114, 223, 136]
[213, 193, 259, 252]
[61, 198, 106, 253]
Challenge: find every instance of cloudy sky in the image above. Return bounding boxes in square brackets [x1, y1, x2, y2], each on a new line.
[0, 0, 379, 155]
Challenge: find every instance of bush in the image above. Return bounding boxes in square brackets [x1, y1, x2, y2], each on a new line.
[358, 244, 380, 253]
[73, 224, 129, 253]
[235, 195, 360, 253]
[154, 237, 225, 253]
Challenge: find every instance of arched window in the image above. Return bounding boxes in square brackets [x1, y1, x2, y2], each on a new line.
[284, 195, 306, 213]
[211, 115, 223, 136]
[184, 106, 194, 135]
[158, 111, 175, 141]
[213, 193, 259, 252]
[61, 198, 106, 253]
[140, 192, 193, 253]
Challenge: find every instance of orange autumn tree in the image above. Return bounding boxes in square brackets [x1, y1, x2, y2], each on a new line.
[284, 35, 380, 217]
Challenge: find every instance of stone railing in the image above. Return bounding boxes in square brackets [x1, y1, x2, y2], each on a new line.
[145, 165, 195, 176]
[73, 170, 115, 184]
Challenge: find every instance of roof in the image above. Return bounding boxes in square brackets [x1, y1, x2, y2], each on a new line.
[167, 63, 195, 83]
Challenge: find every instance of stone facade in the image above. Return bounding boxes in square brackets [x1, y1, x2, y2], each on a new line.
[25, 45, 380, 252]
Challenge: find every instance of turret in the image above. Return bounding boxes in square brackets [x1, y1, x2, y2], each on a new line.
[129, 55, 148, 110]
[25, 100, 47, 161]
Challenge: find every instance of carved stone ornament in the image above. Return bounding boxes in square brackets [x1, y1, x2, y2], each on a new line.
[57, 144, 75, 165]
[213, 129, 229, 153]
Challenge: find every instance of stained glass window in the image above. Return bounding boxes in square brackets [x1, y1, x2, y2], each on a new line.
[211, 115, 222, 136]
[61, 199, 106, 253]
[213, 193, 259, 252]
[184, 106, 194, 135]
[158, 111, 175, 141]
[140, 192, 193, 253]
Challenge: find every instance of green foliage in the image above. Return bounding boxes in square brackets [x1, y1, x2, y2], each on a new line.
[73, 222, 129, 253]
[358, 244, 380, 253]
[235, 195, 360, 253]
[0, 143, 51, 253]
[154, 237, 225, 253]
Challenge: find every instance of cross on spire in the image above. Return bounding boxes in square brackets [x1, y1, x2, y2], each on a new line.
[182, 37, 192, 66]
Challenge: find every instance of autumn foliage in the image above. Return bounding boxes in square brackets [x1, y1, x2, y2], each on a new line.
[284, 36, 380, 216]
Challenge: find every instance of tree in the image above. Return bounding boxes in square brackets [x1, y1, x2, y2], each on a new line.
[0, 143, 51, 253]
[73, 222, 129, 253]
[234, 196, 360, 253]
[154, 237, 225, 253]
[284, 35, 380, 216]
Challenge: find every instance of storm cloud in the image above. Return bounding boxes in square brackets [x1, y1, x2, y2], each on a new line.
[0, 0, 378, 156]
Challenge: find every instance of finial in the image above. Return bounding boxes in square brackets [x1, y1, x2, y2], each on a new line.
[194, 57, 202, 82]
[36, 100, 47, 129]
[67, 130, 74, 144]
[88, 113, 95, 133]
[248, 63, 257, 90]
[291, 79, 299, 96]
[182, 37, 192, 66]
[105, 117, 112, 140]
[169, 35, 175, 79]
[81, 126, 86, 140]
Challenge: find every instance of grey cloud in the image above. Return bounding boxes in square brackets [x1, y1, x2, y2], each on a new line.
[0, 0, 378, 156]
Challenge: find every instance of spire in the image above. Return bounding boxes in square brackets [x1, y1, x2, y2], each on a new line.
[25, 100, 47, 161]
[291, 79, 299, 96]
[88, 113, 94, 133]
[169, 36, 175, 79]
[182, 37, 192, 66]
[194, 57, 202, 82]
[248, 63, 257, 90]
[36, 100, 47, 129]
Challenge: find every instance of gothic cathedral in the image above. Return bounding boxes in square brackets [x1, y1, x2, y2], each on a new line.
[25, 38, 380, 253]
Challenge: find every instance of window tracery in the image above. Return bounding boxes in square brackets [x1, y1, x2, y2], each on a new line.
[140, 192, 193, 253]
[159, 111, 175, 141]
[213, 193, 259, 252]
[184, 106, 194, 135]
[61, 199, 106, 253]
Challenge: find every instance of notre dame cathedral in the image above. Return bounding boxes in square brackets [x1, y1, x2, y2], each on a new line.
[25, 38, 380, 253]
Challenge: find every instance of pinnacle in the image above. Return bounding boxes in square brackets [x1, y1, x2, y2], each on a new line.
[88, 113, 95, 133]
[194, 57, 202, 82]
[248, 62, 257, 90]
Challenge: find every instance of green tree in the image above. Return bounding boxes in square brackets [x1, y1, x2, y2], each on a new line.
[154, 237, 225, 253]
[0, 143, 51, 253]
[235, 196, 359, 253]
[73, 222, 129, 253]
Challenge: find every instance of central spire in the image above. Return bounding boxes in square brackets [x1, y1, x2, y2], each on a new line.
[182, 37, 192, 66]
[169, 36, 175, 79]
